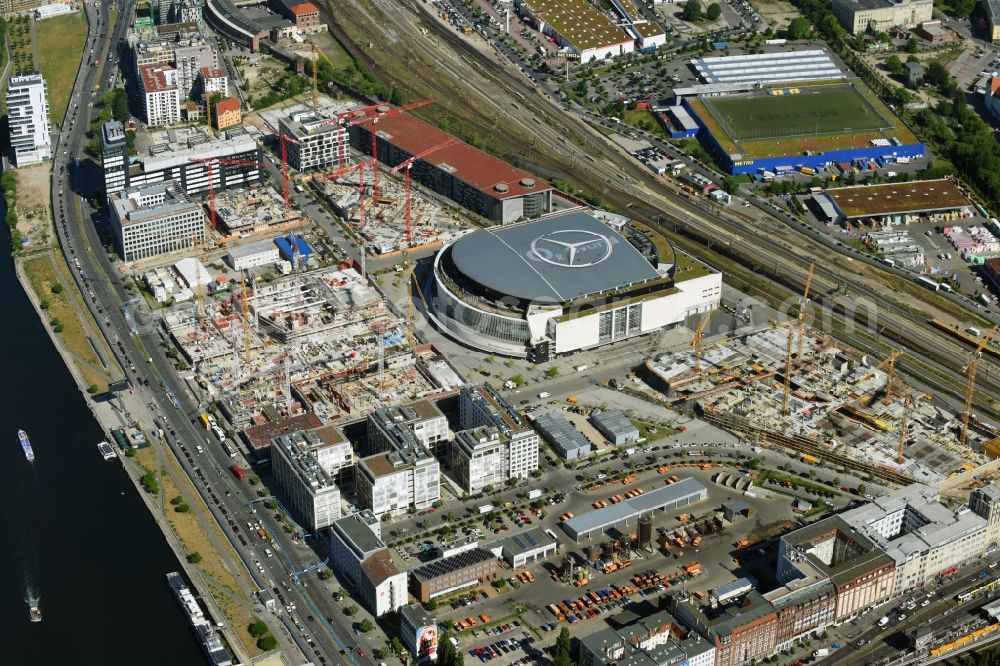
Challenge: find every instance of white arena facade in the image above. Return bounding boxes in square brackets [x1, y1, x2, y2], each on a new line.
[425, 211, 722, 359]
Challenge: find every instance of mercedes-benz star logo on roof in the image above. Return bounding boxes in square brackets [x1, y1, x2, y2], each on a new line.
[530, 230, 613, 268]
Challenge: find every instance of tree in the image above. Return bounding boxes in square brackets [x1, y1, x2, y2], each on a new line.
[249, 619, 269, 637]
[857, 484, 867, 496]
[705, 3, 721, 20]
[346, 604, 359, 616]
[509, 374, 526, 387]
[555, 627, 572, 660]
[682, 0, 702, 21]
[905, 37, 918, 53]
[391, 637, 405, 655]
[885, 55, 905, 76]
[359, 618, 374, 633]
[923, 61, 951, 92]
[257, 634, 278, 651]
[544, 366, 559, 378]
[788, 16, 812, 39]
[111, 88, 129, 124]
[50, 282, 63, 294]
[187, 551, 203, 564]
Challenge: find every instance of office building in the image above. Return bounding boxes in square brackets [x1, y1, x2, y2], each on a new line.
[451, 427, 511, 494]
[399, 604, 438, 663]
[669, 590, 777, 666]
[971, 484, 1000, 544]
[5, 73, 51, 167]
[831, 0, 933, 34]
[271, 0, 327, 33]
[356, 447, 440, 516]
[270, 426, 351, 530]
[109, 180, 205, 262]
[458, 384, 539, 480]
[139, 64, 182, 127]
[100, 121, 263, 199]
[837, 484, 991, 594]
[368, 401, 450, 457]
[580, 609, 715, 666]
[409, 548, 498, 603]
[101, 120, 129, 198]
[329, 512, 408, 616]
[277, 109, 350, 172]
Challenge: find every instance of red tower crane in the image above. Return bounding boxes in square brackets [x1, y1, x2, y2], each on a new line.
[188, 157, 265, 231]
[340, 99, 433, 207]
[326, 160, 372, 231]
[388, 138, 454, 244]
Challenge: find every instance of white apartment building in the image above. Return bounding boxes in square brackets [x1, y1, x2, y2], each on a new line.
[840, 484, 992, 595]
[174, 43, 218, 98]
[139, 64, 181, 127]
[329, 511, 408, 617]
[452, 427, 509, 493]
[368, 401, 450, 458]
[278, 109, 350, 172]
[199, 66, 229, 99]
[458, 384, 539, 479]
[356, 448, 440, 516]
[5, 73, 51, 167]
[270, 426, 351, 531]
[110, 181, 205, 262]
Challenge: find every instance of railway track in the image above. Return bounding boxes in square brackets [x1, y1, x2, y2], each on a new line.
[318, 0, 1000, 426]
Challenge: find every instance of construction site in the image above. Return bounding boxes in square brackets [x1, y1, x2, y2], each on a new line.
[641, 318, 996, 486]
[161, 263, 454, 433]
[314, 159, 472, 256]
[212, 184, 304, 237]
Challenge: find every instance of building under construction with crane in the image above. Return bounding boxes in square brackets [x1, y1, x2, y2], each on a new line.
[163, 262, 452, 432]
[347, 104, 554, 224]
[642, 322, 991, 483]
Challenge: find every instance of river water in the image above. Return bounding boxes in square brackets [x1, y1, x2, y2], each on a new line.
[0, 203, 205, 663]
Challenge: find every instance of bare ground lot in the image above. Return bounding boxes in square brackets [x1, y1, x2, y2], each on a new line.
[13, 165, 53, 249]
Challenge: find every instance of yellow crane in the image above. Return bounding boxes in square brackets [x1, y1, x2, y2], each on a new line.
[240, 272, 253, 365]
[881, 349, 901, 406]
[961, 325, 999, 447]
[691, 310, 712, 372]
[796, 262, 814, 363]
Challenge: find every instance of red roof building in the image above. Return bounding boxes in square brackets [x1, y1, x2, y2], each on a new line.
[349, 107, 552, 224]
[285, 1, 325, 31]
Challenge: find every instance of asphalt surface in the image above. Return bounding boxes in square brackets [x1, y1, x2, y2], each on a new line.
[48, 3, 379, 664]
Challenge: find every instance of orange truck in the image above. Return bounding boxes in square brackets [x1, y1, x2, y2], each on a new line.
[682, 562, 703, 576]
[677, 513, 690, 522]
[735, 539, 750, 548]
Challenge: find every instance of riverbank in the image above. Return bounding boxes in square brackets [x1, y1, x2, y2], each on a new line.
[13, 254, 259, 664]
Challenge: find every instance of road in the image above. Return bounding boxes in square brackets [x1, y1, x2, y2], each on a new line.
[47, 3, 375, 664]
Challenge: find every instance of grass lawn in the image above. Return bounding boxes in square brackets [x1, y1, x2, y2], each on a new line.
[632, 419, 674, 442]
[22, 254, 108, 392]
[621, 108, 669, 140]
[157, 448, 262, 656]
[37, 11, 88, 125]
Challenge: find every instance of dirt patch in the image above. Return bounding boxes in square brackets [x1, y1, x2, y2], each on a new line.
[13, 165, 53, 249]
[748, 519, 799, 543]
[748, 0, 801, 30]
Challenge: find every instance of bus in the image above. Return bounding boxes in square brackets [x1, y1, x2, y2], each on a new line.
[221, 438, 236, 458]
[687, 450, 705, 457]
[915, 275, 940, 291]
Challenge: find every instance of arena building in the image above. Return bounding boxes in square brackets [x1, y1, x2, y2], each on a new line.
[425, 210, 721, 359]
[681, 80, 925, 175]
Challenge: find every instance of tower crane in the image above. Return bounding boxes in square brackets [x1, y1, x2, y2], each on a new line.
[961, 325, 999, 447]
[339, 99, 433, 206]
[769, 319, 795, 416]
[188, 157, 266, 231]
[690, 310, 712, 373]
[897, 390, 915, 465]
[796, 262, 814, 363]
[240, 272, 254, 365]
[387, 138, 455, 244]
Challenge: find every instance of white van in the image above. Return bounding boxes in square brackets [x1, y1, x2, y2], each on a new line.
[878, 616, 889, 627]
[537, 391, 551, 399]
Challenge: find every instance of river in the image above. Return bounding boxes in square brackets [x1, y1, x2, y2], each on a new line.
[0, 200, 205, 663]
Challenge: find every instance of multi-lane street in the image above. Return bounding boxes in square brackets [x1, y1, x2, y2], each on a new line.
[47, 3, 376, 664]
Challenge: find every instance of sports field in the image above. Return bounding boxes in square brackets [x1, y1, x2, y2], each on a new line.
[700, 85, 891, 141]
